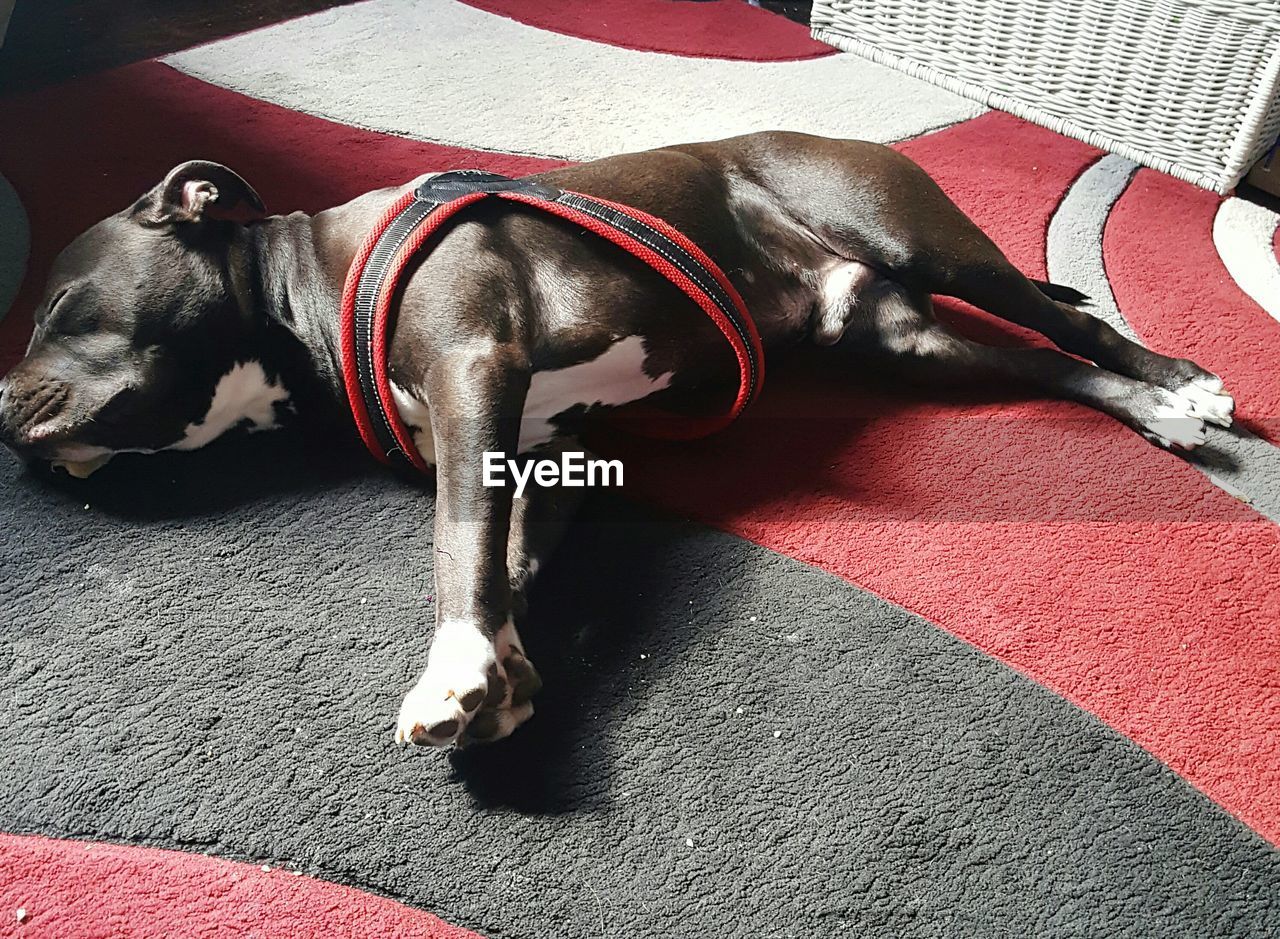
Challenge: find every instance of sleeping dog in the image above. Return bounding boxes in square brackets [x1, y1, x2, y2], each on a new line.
[0, 133, 1235, 748]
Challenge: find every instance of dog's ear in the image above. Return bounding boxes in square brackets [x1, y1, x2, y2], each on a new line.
[134, 160, 266, 225]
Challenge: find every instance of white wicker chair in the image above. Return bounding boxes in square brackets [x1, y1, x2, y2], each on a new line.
[811, 0, 1280, 194]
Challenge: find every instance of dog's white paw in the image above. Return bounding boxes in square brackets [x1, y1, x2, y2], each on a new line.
[1175, 376, 1234, 428]
[1141, 387, 1207, 450]
[396, 619, 498, 747]
[395, 618, 541, 748]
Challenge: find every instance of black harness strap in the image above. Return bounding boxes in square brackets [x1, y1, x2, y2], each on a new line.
[339, 170, 764, 472]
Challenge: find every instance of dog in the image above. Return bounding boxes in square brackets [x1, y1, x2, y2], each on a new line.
[0, 133, 1235, 748]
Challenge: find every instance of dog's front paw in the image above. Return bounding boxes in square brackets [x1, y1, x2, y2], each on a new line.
[396, 619, 541, 748]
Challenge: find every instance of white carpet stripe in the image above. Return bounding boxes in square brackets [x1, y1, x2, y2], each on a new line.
[1213, 197, 1280, 326]
[1048, 155, 1280, 525]
[1046, 154, 1140, 342]
[163, 0, 982, 163]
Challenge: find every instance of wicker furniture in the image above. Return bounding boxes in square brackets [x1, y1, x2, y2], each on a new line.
[811, 0, 1280, 194]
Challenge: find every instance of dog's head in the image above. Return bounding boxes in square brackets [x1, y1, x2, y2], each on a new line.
[0, 161, 292, 477]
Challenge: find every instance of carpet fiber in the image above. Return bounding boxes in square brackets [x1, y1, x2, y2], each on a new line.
[1, 2, 1277, 936]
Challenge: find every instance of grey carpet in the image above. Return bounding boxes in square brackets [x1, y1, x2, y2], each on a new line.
[1, 430, 1276, 938]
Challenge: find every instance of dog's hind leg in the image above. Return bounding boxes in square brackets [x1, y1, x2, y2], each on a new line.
[773, 137, 1233, 428]
[854, 281, 1215, 450]
[932, 256, 1230, 412]
[867, 166, 1234, 427]
[945, 268, 1232, 432]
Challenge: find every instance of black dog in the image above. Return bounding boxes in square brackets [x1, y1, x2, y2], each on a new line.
[0, 134, 1234, 748]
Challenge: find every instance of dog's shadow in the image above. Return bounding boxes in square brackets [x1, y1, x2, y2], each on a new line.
[20, 425, 376, 522]
[445, 493, 684, 812]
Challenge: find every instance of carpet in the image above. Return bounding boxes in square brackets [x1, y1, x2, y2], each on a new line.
[1, 2, 1278, 937]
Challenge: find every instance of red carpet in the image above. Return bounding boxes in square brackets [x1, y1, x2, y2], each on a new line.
[1107, 170, 1280, 442]
[608, 113, 1280, 843]
[1, 2, 1277, 936]
[0, 834, 480, 938]
[460, 0, 834, 60]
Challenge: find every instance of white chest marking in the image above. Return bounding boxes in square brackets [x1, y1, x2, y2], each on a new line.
[173, 361, 290, 451]
[521, 336, 672, 451]
[390, 381, 438, 465]
[382, 337, 671, 462]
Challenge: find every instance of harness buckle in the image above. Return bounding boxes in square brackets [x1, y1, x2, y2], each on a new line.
[415, 171, 561, 204]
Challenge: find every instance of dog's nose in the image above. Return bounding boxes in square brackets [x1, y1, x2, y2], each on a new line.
[0, 376, 72, 450]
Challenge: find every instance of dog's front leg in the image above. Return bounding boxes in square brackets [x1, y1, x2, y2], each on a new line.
[396, 344, 530, 748]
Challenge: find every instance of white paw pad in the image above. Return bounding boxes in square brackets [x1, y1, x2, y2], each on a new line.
[1176, 376, 1234, 428]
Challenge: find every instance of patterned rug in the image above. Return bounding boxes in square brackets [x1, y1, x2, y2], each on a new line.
[1, 2, 1277, 936]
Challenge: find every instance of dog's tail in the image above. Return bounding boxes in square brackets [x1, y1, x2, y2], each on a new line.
[1032, 279, 1089, 306]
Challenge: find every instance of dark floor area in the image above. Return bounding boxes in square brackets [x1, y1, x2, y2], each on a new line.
[0, 0, 358, 92]
[754, 0, 812, 23]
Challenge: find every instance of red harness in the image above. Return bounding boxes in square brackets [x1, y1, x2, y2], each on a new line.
[338, 171, 765, 473]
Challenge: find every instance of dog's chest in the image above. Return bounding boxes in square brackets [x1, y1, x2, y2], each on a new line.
[390, 335, 670, 464]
